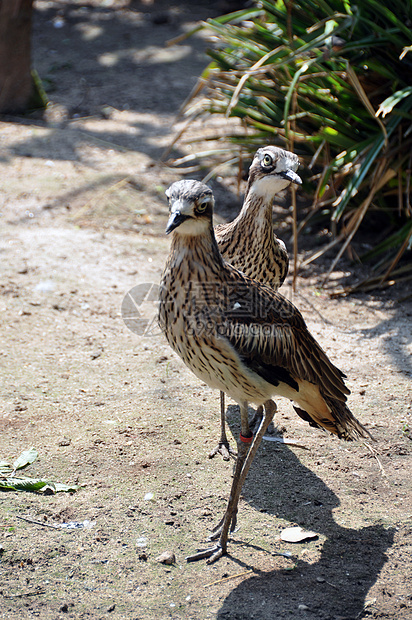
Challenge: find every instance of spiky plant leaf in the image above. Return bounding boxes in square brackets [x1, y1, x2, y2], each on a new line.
[176, 0, 412, 291]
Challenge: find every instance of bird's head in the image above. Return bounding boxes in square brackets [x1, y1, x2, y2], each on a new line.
[248, 146, 302, 198]
[165, 180, 214, 236]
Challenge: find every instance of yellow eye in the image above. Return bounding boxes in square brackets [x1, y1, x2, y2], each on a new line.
[263, 153, 273, 167]
[197, 200, 208, 213]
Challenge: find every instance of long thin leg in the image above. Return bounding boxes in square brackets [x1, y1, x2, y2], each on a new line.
[231, 400, 277, 507]
[186, 400, 276, 563]
[208, 391, 237, 461]
[249, 400, 276, 435]
[249, 404, 264, 430]
[209, 400, 277, 543]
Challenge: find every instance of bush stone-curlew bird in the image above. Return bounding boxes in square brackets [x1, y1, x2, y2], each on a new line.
[159, 179, 371, 563]
[216, 145, 300, 289]
[212, 146, 302, 460]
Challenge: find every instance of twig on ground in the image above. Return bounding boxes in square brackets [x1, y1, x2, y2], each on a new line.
[356, 597, 377, 618]
[263, 436, 309, 450]
[204, 570, 253, 587]
[72, 176, 131, 220]
[2, 590, 46, 598]
[16, 515, 63, 530]
[293, 291, 333, 325]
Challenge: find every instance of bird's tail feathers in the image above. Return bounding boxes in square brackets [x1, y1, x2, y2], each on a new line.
[293, 395, 373, 441]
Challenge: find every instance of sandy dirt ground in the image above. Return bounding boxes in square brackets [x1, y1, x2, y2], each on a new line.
[1, 2, 411, 619]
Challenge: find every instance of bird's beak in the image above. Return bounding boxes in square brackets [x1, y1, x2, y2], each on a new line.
[281, 169, 302, 185]
[165, 210, 189, 234]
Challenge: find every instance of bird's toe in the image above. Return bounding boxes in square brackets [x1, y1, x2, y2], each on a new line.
[185, 544, 225, 563]
[208, 441, 237, 461]
[209, 515, 238, 541]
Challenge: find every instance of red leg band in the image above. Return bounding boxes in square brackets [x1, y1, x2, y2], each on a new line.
[239, 433, 253, 444]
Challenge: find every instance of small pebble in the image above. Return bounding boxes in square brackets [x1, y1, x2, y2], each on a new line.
[156, 551, 176, 565]
[58, 437, 71, 447]
[136, 537, 148, 548]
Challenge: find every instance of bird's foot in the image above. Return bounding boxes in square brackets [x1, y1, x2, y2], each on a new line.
[208, 440, 237, 461]
[185, 543, 225, 564]
[208, 513, 238, 541]
[186, 512, 237, 562]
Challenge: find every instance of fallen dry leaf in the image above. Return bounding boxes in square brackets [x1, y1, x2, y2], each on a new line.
[280, 526, 318, 543]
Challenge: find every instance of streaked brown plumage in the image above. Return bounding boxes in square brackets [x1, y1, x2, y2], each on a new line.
[159, 179, 371, 563]
[211, 146, 302, 460]
[216, 145, 301, 288]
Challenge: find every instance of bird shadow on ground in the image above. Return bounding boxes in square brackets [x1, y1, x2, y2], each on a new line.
[218, 404, 395, 620]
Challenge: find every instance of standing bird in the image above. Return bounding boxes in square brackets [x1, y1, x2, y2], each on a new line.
[211, 146, 302, 460]
[216, 146, 301, 289]
[159, 179, 371, 563]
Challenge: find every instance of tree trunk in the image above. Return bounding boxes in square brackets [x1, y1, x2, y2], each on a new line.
[0, 0, 34, 113]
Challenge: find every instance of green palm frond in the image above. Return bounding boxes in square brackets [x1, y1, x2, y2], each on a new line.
[174, 0, 412, 292]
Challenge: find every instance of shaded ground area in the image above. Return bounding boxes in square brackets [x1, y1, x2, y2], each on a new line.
[0, 2, 411, 619]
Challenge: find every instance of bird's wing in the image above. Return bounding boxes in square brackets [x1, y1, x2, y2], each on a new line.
[216, 268, 350, 402]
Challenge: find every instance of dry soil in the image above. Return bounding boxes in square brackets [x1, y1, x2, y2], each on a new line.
[0, 2, 411, 619]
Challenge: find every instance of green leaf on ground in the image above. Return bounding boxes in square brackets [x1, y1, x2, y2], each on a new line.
[13, 447, 38, 472]
[0, 449, 79, 494]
